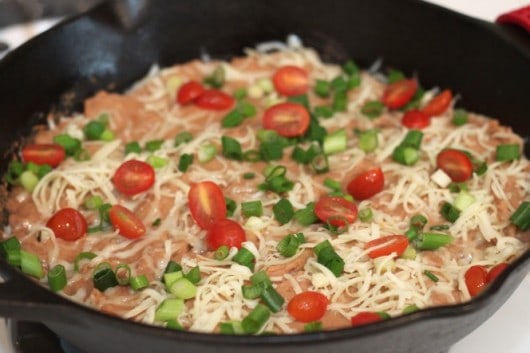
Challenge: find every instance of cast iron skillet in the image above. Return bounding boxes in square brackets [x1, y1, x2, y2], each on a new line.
[0, 1, 529, 352]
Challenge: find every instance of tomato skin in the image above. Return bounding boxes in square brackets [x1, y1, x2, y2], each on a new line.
[112, 160, 155, 196]
[365, 235, 409, 259]
[205, 218, 246, 250]
[350, 312, 383, 327]
[381, 79, 418, 109]
[272, 65, 309, 97]
[465, 265, 488, 297]
[436, 149, 473, 182]
[486, 263, 509, 283]
[422, 89, 452, 117]
[188, 181, 226, 229]
[177, 81, 205, 105]
[401, 109, 430, 129]
[194, 89, 235, 110]
[109, 205, 146, 239]
[46, 208, 87, 241]
[314, 196, 358, 227]
[287, 291, 329, 322]
[262, 102, 311, 137]
[347, 167, 385, 201]
[22, 143, 66, 167]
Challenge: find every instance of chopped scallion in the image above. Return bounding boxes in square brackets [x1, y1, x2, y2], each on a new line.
[294, 202, 318, 226]
[242, 304, 270, 334]
[510, 201, 530, 230]
[169, 277, 197, 299]
[272, 198, 294, 225]
[304, 321, 323, 332]
[314, 79, 331, 98]
[259, 142, 283, 161]
[261, 285, 285, 313]
[130, 275, 149, 291]
[357, 129, 379, 152]
[92, 263, 118, 291]
[415, 233, 453, 250]
[323, 129, 347, 155]
[147, 155, 168, 169]
[83, 121, 106, 140]
[222, 110, 245, 128]
[276, 233, 301, 257]
[19, 170, 39, 192]
[48, 264, 67, 292]
[203, 65, 225, 88]
[221, 136, 243, 160]
[53, 134, 82, 156]
[155, 299, 185, 322]
[225, 197, 237, 217]
[178, 153, 194, 172]
[74, 252, 97, 272]
[20, 250, 44, 278]
[241, 200, 263, 218]
[358, 208, 373, 222]
[452, 109, 468, 126]
[440, 202, 460, 223]
[145, 139, 164, 152]
[174, 131, 193, 147]
[313, 240, 344, 277]
[233, 247, 255, 270]
[360, 100, 384, 119]
[124, 141, 141, 155]
[495, 143, 520, 162]
[115, 264, 131, 286]
[423, 270, 439, 282]
[214, 245, 230, 260]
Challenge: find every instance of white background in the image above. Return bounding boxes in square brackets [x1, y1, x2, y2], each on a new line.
[1, 1, 529, 352]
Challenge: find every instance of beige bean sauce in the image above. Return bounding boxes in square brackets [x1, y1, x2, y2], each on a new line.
[2, 47, 529, 334]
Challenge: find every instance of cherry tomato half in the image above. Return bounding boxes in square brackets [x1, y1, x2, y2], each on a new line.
[46, 208, 87, 241]
[177, 80, 205, 105]
[365, 235, 409, 259]
[262, 102, 310, 138]
[109, 205, 146, 239]
[112, 160, 155, 196]
[486, 262, 509, 283]
[347, 167, 385, 201]
[401, 109, 430, 129]
[436, 149, 473, 182]
[22, 143, 66, 168]
[422, 89, 452, 117]
[381, 79, 418, 109]
[188, 181, 226, 229]
[205, 218, 246, 250]
[465, 265, 488, 297]
[195, 89, 235, 110]
[350, 312, 383, 327]
[314, 196, 358, 227]
[287, 291, 329, 323]
[272, 65, 309, 97]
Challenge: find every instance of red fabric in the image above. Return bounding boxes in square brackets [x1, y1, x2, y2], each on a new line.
[496, 5, 530, 33]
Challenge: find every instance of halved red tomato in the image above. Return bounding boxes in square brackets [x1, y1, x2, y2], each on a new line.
[287, 291, 329, 322]
[422, 89, 452, 117]
[22, 143, 66, 167]
[465, 265, 488, 297]
[177, 81, 205, 104]
[401, 109, 430, 129]
[347, 167, 385, 201]
[205, 218, 246, 250]
[486, 263, 509, 283]
[314, 196, 358, 227]
[272, 65, 309, 96]
[195, 89, 235, 110]
[188, 181, 226, 229]
[365, 235, 409, 258]
[381, 79, 418, 109]
[112, 160, 155, 196]
[350, 312, 383, 327]
[46, 208, 87, 241]
[436, 149, 473, 182]
[108, 205, 146, 239]
[262, 102, 310, 137]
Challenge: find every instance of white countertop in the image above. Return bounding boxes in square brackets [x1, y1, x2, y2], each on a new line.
[0, 1, 529, 352]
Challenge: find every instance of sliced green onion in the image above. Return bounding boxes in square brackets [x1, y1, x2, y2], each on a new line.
[330, 76, 348, 91]
[387, 69, 405, 83]
[203, 65, 225, 88]
[400, 246, 417, 260]
[242, 283, 266, 299]
[454, 190, 475, 211]
[294, 202, 318, 226]
[242, 304, 270, 334]
[5, 160, 25, 184]
[20, 250, 44, 278]
[233, 88, 247, 100]
[392, 146, 419, 166]
[277, 233, 301, 257]
[197, 143, 217, 163]
[178, 153, 194, 172]
[100, 129, 114, 141]
[423, 270, 439, 282]
[73, 148, 90, 161]
[130, 275, 149, 291]
[238, 101, 257, 118]
[92, 263, 118, 291]
[430, 224, 450, 231]
[323, 129, 347, 155]
[304, 118, 327, 143]
[5, 249, 21, 267]
[495, 143, 520, 162]
[256, 129, 288, 145]
[405, 227, 419, 241]
[84, 195, 104, 210]
[304, 321, 323, 333]
[402, 87, 424, 111]
[0, 237, 20, 260]
[222, 110, 245, 128]
[163, 271, 184, 288]
[53, 134, 82, 156]
[402, 304, 419, 314]
[323, 178, 342, 193]
[311, 153, 330, 174]
[214, 245, 230, 260]
[242, 150, 261, 162]
[184, 266, 201, 284]
[225, 197, 237, 217]
[174, 131, 193, 147]
[401, 130, 424, 149]
[169, 277, 197, 299]
[452, 109, 468, 126]
[343, 60, 359, 76]
[155, 298, 185, 322]
[84, 121, 106, 140]
[48, 264, 67, 292]
[272, 198, 294, 225]
[360, 100, 384, 119]
[357, 129, 379, 152]
[259, 142, 283, 161]
[314, 240, 344, 277]
[448, 182, 468, 193]
[410, 214, 428, 231]
[19, 170, 39, 192]
[164, 260, 182, 274]
[115, 264, 131, 285]
[221, 136, 243, 160]
[415, 233, 453, 250]
[261, 285, 284, 313]
[441, 202, 461, 223]
[313, 105, 334, 118]
[314, 79, 331, 98]
[332, 89, 348, 112]
[73, 252, 97, 272]
[145, 139, 164, 152]
[243, 172, 255, 179]
[152, 218, 161, 227]
[287, 94, 310, 110]
[220, 321, 244, 334]
[358, 208, 373, 222]
[233, 247, 255, 270]
[124, 141, 141, 155]
[251, 271, 273, 286]
[147, 155, 168, 169]
[510, 201, 530, 230]
[241, 200, 263, 218]
[166, 319, 184, 330]
[291, 143, 320, 164]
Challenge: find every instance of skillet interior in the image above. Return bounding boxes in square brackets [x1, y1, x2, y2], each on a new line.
[0, 0, 529, 352]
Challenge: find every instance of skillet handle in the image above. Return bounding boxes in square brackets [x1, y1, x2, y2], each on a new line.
[0, 259, 75, 323]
